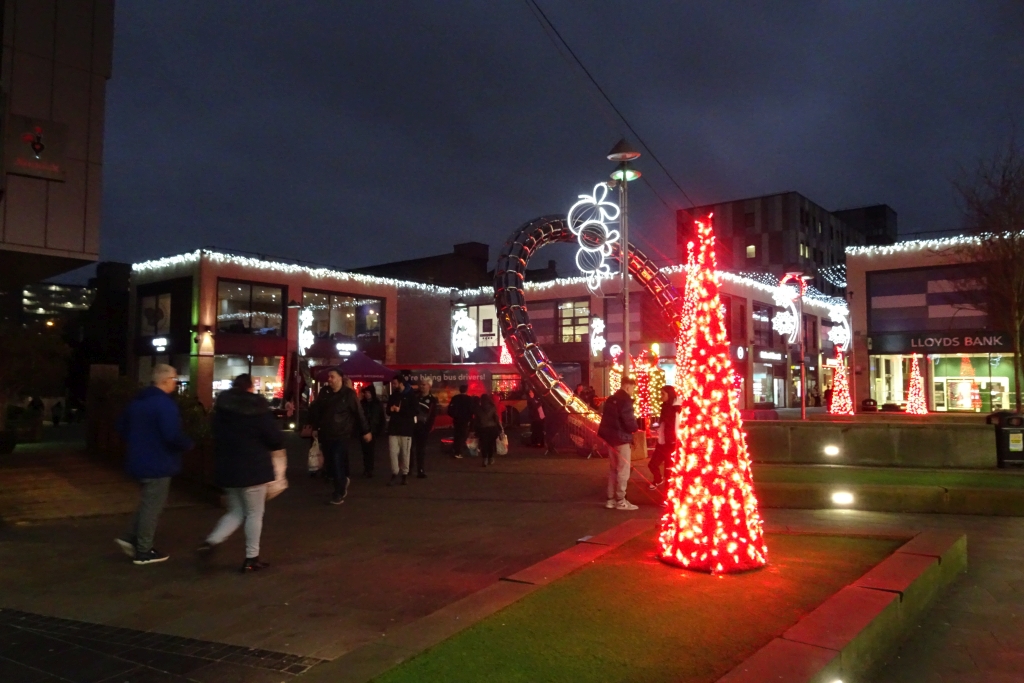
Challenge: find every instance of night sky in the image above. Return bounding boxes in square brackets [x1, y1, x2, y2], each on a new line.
[99, 1, 1023, 274]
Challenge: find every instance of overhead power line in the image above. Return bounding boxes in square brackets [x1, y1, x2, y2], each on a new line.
[523, 0, 697, 211]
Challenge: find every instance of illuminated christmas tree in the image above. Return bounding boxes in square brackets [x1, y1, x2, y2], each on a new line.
[828, 351, 854, 415]
[906, 354, 928, 415]
[499, 337, 513, 365]
[658, 216, 768, 574]
[274, 356, 285, 399]
[959, 355, 975, 377]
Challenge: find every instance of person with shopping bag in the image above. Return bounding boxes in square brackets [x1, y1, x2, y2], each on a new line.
[199, 373, 284, 573]
[308, 369, 371, 504]
[474, 393, 503, 467]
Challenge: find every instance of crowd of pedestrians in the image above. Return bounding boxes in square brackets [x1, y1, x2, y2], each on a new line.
[115, 365, 653, 574]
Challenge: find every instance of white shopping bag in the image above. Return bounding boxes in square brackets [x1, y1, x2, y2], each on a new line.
[496, 431, 509, 456]
[307, 437, 324, 473]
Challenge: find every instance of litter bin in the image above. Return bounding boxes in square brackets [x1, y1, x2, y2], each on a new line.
[987, 411, 1024, 467]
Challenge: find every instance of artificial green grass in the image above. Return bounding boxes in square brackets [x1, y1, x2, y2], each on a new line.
[751, 463, 1024, 489]
[373, 532, 903, 683]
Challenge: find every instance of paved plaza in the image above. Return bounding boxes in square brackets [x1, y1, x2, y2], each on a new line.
[1, 431, 1023, 682]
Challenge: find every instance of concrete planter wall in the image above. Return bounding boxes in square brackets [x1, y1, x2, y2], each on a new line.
[745, 421, 996, 468]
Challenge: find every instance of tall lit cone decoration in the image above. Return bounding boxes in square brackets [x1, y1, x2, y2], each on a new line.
[906, 354, 928, 415]
[658, 217, 768, 574]
[828, 350, 854, 416]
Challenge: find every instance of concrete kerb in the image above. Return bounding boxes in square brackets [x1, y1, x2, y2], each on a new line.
[716, 529, 968, 683]
[297, 517, 657, 683]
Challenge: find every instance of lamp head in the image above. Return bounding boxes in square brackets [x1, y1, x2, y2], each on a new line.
[607, 138, 641, 162]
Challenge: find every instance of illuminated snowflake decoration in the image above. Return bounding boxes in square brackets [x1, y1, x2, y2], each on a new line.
[298, 308, 315, 356]
[451, 308, 477, 357]
[771, 282, 801, 344]
[567, 183, 621, 291]
[827, 304, 852, 352]
[771, 310, 798, 339]
[590, 317, 606, 356]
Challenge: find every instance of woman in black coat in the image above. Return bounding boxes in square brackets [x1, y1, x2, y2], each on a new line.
[648, 385, 680, 489]
[360, 384, 386, 477]
[201, 374, 284, 573]
[474, 393, 502, 467]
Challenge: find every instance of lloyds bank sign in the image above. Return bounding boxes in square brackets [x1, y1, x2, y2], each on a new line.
[868, 331, 1014, 355]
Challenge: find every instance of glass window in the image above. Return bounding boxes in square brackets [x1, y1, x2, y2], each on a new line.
[140, 293, 171, 336]
[558, 300, 590, 343]
[746, 244, 756, 258]
[213, 355, 284, 402]
[302, 290, 383, 342]
[752, 304, 773, 348]
[217, 280, 283, 335]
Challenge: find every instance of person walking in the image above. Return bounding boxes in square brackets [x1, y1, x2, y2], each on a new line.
[308, 369, 370, 505]
[525, 389, 545, 447]
[597, 376, 640, 511]
[446, 384, 474, 458]
[115, 364, 193, 565]
[474, 393, 502, 467]
[412, 379, 438, 478]
[200, 374, 283, 573]
[648, 385, 681, 489]
[51, 400, 64, 427]
[386, 377, 415, 485]
[360, 384, 386, 477]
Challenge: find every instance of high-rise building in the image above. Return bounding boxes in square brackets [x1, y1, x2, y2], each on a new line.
[677, 192, 896, 295]
[0, 0, 114, 288]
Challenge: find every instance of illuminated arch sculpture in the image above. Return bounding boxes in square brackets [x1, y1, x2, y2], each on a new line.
[493, 214, 682, 430]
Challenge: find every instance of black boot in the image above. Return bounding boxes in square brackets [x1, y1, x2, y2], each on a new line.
[240, 557, 269, 573]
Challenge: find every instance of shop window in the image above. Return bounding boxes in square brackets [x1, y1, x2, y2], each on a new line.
[213, 355, 284, 403]
[217, 280, 283, 336]
[139, 293, 171, 336]
[752, 304, 773, 347]
[302, 290, 384, 342]
[558, 300, 590, 343]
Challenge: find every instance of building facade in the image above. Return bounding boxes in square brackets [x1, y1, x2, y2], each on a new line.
[0, 0, 114, 288]
[846, 238, 1018, 412]
[131, 248, 840, 412]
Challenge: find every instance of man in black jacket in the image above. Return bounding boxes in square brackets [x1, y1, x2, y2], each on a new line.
[597, 376, 640, 511]
[446, 384, 474, 458]
[411, 379, 438, 478]
[201, 374, 284, 572]
[386, 377, 416, 485]
[309, 369, 371, 505]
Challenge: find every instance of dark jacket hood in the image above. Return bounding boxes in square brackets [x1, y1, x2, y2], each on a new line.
[215, 389, 270, 416]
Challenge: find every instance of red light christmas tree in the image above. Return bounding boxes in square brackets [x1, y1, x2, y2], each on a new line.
[274, 356, 285, 400]
[499, 337, 513, 365]
[906, 354, 928, 415]
[658, 216, 768, 574]
[959, 355, 975, 377]
[828, 351, 854, 415]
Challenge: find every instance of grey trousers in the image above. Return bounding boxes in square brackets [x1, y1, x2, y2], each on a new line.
[124, 477, 171, 553]
[388, 436, 412, 475]
[607, 443, 632, 502]
[207, 485, 268, 559]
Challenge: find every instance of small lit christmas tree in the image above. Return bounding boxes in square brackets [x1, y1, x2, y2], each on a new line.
[274, 356, 285, 399]
[828, 351, 854, 415]
[499, 337, 513, 365]
[906, 354, 928, 415]
[959, 355, 975, 377]
[658, 216, 767, 574]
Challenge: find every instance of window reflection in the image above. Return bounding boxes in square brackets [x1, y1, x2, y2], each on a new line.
[217, 280, 283, 335]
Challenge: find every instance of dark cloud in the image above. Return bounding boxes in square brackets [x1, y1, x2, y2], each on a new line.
[101, 1, 1024, 270]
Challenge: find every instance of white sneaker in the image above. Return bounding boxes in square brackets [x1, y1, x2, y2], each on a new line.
[115, 538, 135, 557]
[616, 499, 639, 511]
[605, 499, 616, 509]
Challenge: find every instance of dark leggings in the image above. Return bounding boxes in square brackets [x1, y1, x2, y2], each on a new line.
[478, 426, 501, 460]
[648, 442, 675, 483]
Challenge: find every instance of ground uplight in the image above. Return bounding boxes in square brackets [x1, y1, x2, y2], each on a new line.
[823, 445, 840, 457]
[831, 491, 855, 505]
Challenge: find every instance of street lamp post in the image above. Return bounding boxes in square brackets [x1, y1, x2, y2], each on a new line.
[287, 299, 302, 430]
[607, 139, 641, 379]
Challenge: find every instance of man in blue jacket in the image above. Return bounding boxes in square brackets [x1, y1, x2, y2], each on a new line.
[597, 376, 640, 511]
[115, 364, 194, 565]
